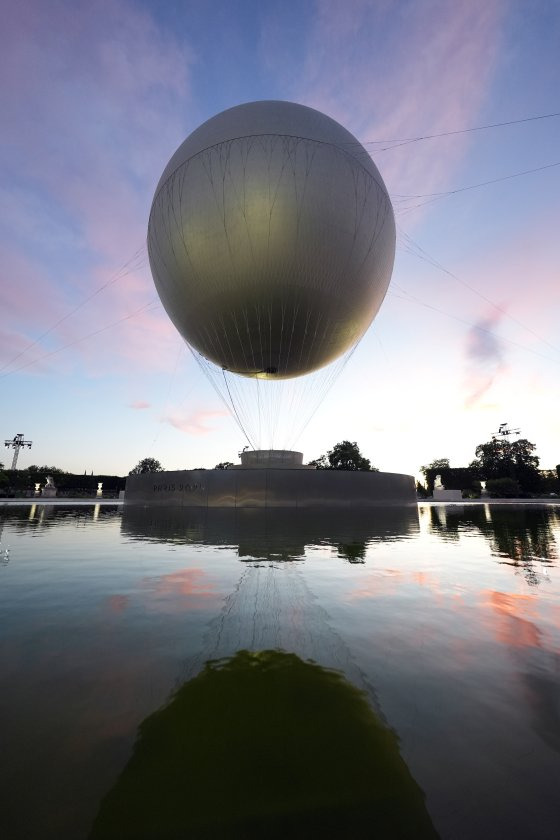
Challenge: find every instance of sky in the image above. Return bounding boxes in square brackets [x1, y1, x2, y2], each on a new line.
[1, 0, 559, 478]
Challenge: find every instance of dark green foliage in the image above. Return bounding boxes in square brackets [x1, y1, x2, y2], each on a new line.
[328, 440, 372, 471]
[307, 454, 329, 469]
[468, 459, 483, 479]
[423, 437, 552, 495]
[0, 471, 126, 497]
[539, 470, 560, 494]
[310, 441, 375, 471]
[424, 467, 480, 495]
[129, 457, 164, 475]
[463, 480, 482, 499]
[486, 477, 521, 498]
[215, 461, 234, 469]
[471, 437, 540, 491]
[26, 464, 67, 474]
[89, 650, 438, 840]
[420, 458, 449, 477]
[56, 473, 126, 492]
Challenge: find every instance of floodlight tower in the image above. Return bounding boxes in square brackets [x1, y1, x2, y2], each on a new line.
[491, 422, 521, 442]
[4, 433, 33, 470]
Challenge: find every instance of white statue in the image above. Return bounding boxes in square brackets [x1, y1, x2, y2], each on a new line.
[432, 472, 462, 501]
[41, 475, 57, 498]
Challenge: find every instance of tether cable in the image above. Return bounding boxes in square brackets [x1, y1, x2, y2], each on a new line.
[354, 110, 560, 151]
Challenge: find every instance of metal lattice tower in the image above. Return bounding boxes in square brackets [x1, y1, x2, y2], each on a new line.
[491, 422, 521, 442]
[4, 433, 33, 470]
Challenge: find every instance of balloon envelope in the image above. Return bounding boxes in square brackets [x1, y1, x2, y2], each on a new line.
[148, 100, 395, 379]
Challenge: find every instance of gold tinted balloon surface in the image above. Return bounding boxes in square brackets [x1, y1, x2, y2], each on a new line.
[148, 101, 395, 379]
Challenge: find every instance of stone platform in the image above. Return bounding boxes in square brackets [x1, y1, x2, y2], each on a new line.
[124, 467, 416, 508]
[232, 449, 314, 469]
[432, 488, 463, 502]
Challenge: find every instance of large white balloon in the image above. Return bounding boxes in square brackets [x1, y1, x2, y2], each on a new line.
[148, 100, 395, 380]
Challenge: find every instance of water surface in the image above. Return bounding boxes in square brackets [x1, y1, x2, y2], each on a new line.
[1, 502, 559, 838]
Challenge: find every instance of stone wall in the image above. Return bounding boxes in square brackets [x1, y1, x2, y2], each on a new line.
[125, 468, 416, 508]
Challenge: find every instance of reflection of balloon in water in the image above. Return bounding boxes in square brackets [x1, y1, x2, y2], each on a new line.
[89, 650, 438, 839]
[148, 101, 395, 445]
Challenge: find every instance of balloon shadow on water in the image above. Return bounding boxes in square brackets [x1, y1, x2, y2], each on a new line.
[89, 650, 438, 840]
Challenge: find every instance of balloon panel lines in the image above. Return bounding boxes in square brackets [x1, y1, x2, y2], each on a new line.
[148, 129, 395, 380]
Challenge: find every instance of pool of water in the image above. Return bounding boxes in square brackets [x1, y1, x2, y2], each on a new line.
[1, 502, 559, 839]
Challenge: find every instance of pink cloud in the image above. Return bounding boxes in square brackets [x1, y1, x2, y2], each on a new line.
[0, 0, 195, 377]
[1, 1, 192, 257]
[129, 400, 151, 410]
[0, 246, 76, 375]
[463, 309, 508, 407]
[285, 0, 505, 199]
[0, 266, 181, 379]
[456, 216, 560, 345]
[163, 408, 228, 435]
[0, 248, 67, 331]
[0, 238, 182, 378]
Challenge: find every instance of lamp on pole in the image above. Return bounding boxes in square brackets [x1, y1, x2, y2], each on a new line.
[491, 422, 520, 442]
[4, 433, 33, 470]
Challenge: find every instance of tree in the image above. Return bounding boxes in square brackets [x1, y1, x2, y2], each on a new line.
[215, 461, 234, 470]
[26, 464, 66, 474]
[511, 440, 541, 492]
[486, 477, 521, 498]
[471, 437, 540, 491]
[307, 454, 329, 469]
[129, 457, 165, 475]
[467, 459, 483, 479]
[420, 458, 449, 478]
[327, 441, 374, 471]
[539, 470, 560, 495]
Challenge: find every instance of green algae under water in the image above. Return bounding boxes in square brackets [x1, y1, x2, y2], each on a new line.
[89, 650, 439, 839]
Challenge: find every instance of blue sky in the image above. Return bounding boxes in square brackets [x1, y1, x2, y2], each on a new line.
[1, 0, 559, 477]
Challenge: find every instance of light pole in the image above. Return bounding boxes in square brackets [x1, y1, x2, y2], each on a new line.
[492, 422, 521, 442]
[4, 433, 33, 470]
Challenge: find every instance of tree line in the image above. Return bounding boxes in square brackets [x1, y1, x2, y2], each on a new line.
[420, 436, 560, 498]
[0, 467, 126, 497]
[128, 442, 376, 475]
[4, 434, 556, 499]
